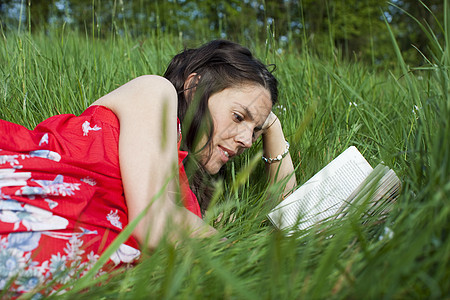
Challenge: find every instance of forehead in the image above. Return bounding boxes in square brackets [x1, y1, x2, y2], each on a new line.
[226, 84, 272, 119]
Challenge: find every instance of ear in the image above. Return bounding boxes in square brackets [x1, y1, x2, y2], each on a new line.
[183, 73, 201, 101]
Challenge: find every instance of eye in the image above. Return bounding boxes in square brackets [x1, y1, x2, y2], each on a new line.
[233, 112, 244, 122]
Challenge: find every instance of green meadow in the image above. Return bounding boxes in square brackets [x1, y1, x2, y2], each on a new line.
[0, 3, 449, 299]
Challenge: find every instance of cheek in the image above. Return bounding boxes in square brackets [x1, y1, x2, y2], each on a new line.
[213, 119, 236, 140]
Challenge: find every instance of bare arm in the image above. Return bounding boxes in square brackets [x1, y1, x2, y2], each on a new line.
[261, 112, 297, 198]
[92, 75, 216, 249]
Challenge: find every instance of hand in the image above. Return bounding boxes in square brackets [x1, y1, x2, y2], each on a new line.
[252, 111, 278, 142]
[259, 110, 297, 196]
[261, 111, 278, 134]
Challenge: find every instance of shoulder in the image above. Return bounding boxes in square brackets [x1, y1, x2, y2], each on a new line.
[91, 75, 178, 118]
[123, 75, 177, 96]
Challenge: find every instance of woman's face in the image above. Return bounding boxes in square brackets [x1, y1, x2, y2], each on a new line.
[198, 84, 272, 175]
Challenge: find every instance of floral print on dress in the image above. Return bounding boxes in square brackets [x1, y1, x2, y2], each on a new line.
[110, 244, 141, 265]
[0, 231, 101, 294]
[0, 154, 24, 168]
[82, 121, 101, 136]
[0, 229, 139, 295]
[29, 150, 61, 162]
[1, 149, 62, 170]
[0, 200, 69, 231]
[0, 247, 28, 289]
[16, 175, 81, 197]
[0, 169, 31, 188]
[7, 232, 42, 252]
[44, 198, 58, 209]
[39, 133, 49, 146]
[106, 209, 122, 229]
[0, 107, 143, 296]
[81, 176, 97, 186]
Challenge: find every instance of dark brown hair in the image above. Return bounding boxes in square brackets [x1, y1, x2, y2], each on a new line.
[164, 40, 278, 214]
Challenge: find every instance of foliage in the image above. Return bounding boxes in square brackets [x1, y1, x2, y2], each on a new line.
[0, 0, 445, 66]
[0, 1, 449, 299]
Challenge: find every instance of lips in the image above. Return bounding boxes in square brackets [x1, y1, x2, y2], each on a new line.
[219, 146, 235, 163]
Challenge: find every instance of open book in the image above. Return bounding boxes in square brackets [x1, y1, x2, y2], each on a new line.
[268, 146, 401, 233]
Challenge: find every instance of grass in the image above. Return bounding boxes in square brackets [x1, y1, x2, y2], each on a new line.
[0, 4, 449, 299]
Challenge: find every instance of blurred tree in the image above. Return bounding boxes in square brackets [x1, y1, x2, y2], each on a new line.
[328, 0, 391, 63]
[27, 0, 53, 31]
[0, 0, 444, 66]
[389, 0, 444, 64]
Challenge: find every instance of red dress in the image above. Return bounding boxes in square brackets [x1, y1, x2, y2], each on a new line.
[0, 105, 200, 294]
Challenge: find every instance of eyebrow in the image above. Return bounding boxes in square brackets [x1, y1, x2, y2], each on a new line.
[235, 103, 264, 131]
[236, 103, 254, 121]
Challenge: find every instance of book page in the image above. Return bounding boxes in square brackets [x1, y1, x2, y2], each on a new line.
[268, 146, 373, 231]
[342, 164, 401, 220]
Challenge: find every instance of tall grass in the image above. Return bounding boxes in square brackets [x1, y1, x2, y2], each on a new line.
[0, 2, 449, 299]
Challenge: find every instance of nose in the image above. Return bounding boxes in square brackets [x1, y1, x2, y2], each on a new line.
[235, 126, 253, 149]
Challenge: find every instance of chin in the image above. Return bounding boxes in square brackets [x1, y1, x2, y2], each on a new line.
[203, 162, 223, 175]
[205, 166, 220, 175]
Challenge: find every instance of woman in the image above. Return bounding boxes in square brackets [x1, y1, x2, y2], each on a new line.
[0, 40, 296, 293]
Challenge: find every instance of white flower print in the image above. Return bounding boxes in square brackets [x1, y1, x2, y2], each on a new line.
[43, 227, 97, 240]
[0, 200, 26, 230]
[78, 227, 98, 237]
[33, 260, 50, 277]
[16, 174, 81, 197]
[106, 209, 123, 229]
[0, 247, 27, 273]
[86, 251, 99, 266]
[0, 200, 69, 231]
[49, 253, 66, 273]
[16, 267, 44, 292]
[0, 189, 11, 200]
[109, 244, 141, 265]
[39, 133, 49, 146]
[0, 199, 24, 211]
[81, 176, 97, 186]
[44, 198, 59, 209]
[7, 232, 42, 252]
[0, 247, 27, 288]
[0, 169, 31, 188]
[82, 121, 101, 136]
[0, 155, 20, 167]
[64, 236, 85, 261]
[0, 227, 107, 294]
[29, 150, 61, 162]
[49, 253, 70, 284]
[0, 149, 60, 172]
[35, 174, 81, 196]
[0, 275, 7, 290]
[0, 237, 8, 249]
[78, 251, 100, 277]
